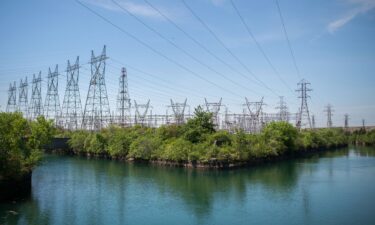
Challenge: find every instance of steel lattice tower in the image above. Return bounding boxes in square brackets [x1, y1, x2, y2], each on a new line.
[311, 115, 316, 129]
[18, 77, 28, 118]
[275, 96, 289, 122]
[44, 65, 61, 124]
[296, 79, 312, 130]
[204, 98, 222, 128]
[170, 99, 188, 125]
[82, 46, 111, 131]
[62, 57, 82, 130]
[134, 100, 150, 126]
[29, 72, 43, 120]
[117, 67, 131, 127]
[6, 82, 17, 112]
[344, 113, 349, 129]
[245, 97, 264, 133]
[324, 104, 333, 128]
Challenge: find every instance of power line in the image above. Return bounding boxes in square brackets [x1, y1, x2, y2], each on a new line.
[275, 0, 301, 80]
[229, 0, 295, 94]
[75, 0, 243, 99]
[144, 0, 267, 97]
[110, 0, 259, 97]
[181, 0, 279, 97]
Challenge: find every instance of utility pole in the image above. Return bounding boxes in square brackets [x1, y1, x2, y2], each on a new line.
[62, 57, 82, 130]
[344, 113, 349, 129]
[117, 67, 131, 127]
[324, 104, 333, 128]
[29, 72, 43, 120]
[44, 65, 61, 125]
[275, 96, 289, 122]
[296, 79, 312, 130]
[6, 81, 17, 113]
[18, 77, 28, 118]
[82, 46, 111, 131]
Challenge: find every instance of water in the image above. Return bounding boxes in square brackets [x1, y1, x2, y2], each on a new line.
[1, 147, 375, 225]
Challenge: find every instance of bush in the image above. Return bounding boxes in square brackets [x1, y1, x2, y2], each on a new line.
[262, 121, 298, 154]
[0, 113, 53, 181]
[107, 129, 132, 158]
[68, 131, 88, 153]
[128, 136, 161, 160]
[159, 138, 193, 162]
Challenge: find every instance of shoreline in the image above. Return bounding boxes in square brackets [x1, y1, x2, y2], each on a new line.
[49, 144, 349, 170]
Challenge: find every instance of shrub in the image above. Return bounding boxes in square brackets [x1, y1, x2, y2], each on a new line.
[128, 136, 161, 160]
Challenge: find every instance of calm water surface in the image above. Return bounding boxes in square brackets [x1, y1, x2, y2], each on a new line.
[1, 147, 375, 225]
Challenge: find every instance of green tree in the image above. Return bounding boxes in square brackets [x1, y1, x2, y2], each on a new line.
[262, 121, 298, 154]
[183, 106, 215, 143]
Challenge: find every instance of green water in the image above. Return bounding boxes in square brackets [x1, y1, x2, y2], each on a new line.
[1, 147, 375, 225]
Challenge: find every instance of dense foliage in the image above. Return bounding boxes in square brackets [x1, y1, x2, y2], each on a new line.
[0, 112, 55, 181]
[67, 108, 359, 165]
[349, 129, 375, 146]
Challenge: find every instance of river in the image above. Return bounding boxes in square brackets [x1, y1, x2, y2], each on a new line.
[1, 147, 375, 225]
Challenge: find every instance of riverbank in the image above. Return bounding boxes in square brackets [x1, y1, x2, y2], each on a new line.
[61, 108, 360, 169]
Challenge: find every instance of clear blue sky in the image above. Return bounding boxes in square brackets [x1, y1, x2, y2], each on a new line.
[0, 0, 374, 127]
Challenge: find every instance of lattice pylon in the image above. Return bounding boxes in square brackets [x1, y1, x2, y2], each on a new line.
[82, 46, 111, 131]
[296, 79, 312, 130]
[29, 72, 43, 120]
[6, 81, 17, 113]
[62, 57, 82, 130]
[18, 77, 28, 118]
[44, 65, 61, 124]
[116, 67, 131, 127]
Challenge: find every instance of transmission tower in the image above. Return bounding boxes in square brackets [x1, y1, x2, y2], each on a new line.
[311, 115, 316, 129]
[134, 100, 150, 126]
[6, 82, 17, 112]
[44, 65, 61, 124]
[170, 99, 188, 125]
[344, 113, 349, 129]
[362, 119, 365, 129]
[245, 97, 264, 133]
[275, 96, 289, 122]
[324, 104, 333, 128]
[29, 72, 43, 120]
[204, 98, 222, 128]
[62, 57, 82, 130]
[18, 77, 28, 118]
[82, 46, 111, 131]
[117, 67, 131, 127]
[296, 79, 312, 130]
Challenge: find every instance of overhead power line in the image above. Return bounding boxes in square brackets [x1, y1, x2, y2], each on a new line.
[275, 0, 301, 80]
[144, 0, 268, 97]
[75, 0, 243, 99]
[110, 0, 260, 96]
[181, 0, 279, 97]
[229, 0, 295, 94]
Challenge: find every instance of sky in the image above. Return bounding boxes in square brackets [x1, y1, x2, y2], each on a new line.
[0, 0, 374, 127]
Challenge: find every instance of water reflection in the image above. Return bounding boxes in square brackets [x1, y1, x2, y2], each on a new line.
[1, 146, 375, 225]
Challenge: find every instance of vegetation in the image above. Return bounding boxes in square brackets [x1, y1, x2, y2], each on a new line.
[66, 107, 364, 166]
[0, 112, 55, 181]
[349, 129, 375, 146]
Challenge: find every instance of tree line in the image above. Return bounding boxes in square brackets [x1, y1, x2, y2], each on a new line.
[66, 107, 372, 165]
